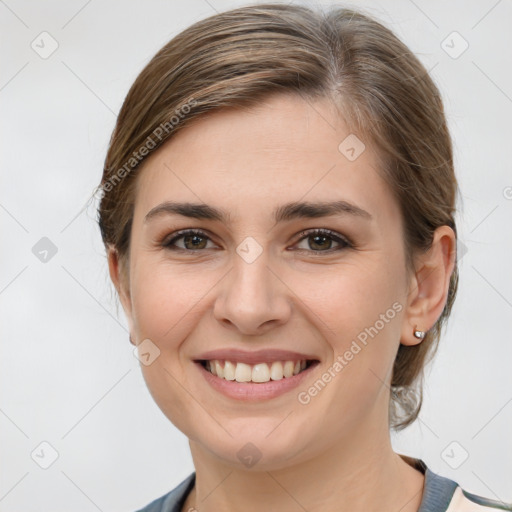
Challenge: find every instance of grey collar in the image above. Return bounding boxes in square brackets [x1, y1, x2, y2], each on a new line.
[140, 459, 460, 512]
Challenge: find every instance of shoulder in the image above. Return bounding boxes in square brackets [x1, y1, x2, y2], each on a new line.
[419, 462, 512, 512]
[447, 487, 512, 512]
[131, 464, 512, 512]
[134, 473, 196, 512]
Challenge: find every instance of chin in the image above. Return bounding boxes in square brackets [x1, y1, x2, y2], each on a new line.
[191, 419, 315, 472]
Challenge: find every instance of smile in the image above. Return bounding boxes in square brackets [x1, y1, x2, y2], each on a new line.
[200, 359, 311, 383]
[195, 358, 320, 401]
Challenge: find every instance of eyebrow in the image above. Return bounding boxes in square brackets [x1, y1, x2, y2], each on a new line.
[144, 200, 373, 224]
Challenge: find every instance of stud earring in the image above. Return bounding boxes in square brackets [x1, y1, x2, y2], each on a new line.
[413, 327, 426, 340]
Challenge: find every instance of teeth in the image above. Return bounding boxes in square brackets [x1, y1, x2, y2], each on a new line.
[214, 360, 224, 378]
[270, 361, 283, 381]
[283, 361, 295, 378]
[224, 360, 236, 381]
[204, 359, 309, 383]
[235, 362, 252, 382]
[252, 363, 270, 383]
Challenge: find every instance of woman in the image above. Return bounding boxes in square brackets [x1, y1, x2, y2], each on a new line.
[97, 3, 511, 511]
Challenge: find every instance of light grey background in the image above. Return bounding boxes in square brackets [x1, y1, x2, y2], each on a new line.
[1, 0, 511, 510]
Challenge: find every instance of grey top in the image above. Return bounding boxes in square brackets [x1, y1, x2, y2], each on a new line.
[134, 458, 512, 512]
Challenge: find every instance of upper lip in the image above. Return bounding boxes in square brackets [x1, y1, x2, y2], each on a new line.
[194, 349, 320, 365]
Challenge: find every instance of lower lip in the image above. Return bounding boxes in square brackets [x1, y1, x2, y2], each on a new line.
[195, 361, 319, 401]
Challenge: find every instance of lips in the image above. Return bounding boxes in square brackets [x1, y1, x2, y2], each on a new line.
[194, 348, 319, 365]
[193, 349, 320, 400]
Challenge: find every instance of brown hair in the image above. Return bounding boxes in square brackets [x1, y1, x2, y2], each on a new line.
[97, 3, 459, 430]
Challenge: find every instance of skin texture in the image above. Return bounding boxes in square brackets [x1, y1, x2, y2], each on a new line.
[108, 93, 456, 512]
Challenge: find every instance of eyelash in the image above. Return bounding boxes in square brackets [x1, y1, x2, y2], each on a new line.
[161, 228, 353, 255]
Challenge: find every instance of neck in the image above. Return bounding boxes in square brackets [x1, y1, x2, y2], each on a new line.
[182, 419, 425, 512]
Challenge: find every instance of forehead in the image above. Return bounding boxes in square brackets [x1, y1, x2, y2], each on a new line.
[133, 94, 398, 226]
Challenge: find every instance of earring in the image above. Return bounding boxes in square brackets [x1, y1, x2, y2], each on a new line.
[413, 327, 426, 340]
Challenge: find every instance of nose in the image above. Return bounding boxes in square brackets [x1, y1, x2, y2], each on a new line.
[213, 246, 292, 336]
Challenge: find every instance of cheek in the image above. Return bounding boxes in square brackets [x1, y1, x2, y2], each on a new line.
[305, 258, 403, 341]
[128, 259, 208, 433]
[303, 257, 405, 397]
[130, 256, 205, 341]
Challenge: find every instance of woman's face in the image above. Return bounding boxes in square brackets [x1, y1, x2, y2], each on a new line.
[113, 93, 419, 470]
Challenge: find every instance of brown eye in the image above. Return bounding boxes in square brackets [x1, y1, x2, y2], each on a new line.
[293, 229, 352, 253]
[163, 229, 214, 251]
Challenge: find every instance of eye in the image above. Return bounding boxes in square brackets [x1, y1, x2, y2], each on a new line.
[162, 229, 216, 251]
[161, 228, 353, 254]
[292, 228, 352, 254]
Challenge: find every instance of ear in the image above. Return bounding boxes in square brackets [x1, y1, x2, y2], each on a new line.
[107, 246, 136, 346]
[401, 225, 456, 346]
